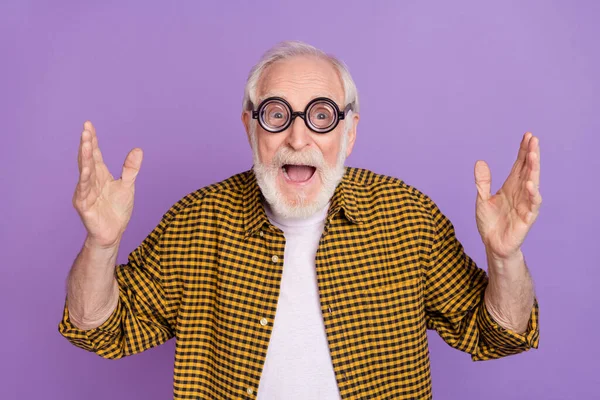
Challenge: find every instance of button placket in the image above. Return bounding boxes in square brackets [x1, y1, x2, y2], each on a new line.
[318, 222, 357, 394]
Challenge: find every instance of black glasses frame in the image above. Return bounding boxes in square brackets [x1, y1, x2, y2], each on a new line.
[251, 96, 353, 134]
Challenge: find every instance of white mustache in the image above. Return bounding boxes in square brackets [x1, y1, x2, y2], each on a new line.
[272, 147, 325, 169]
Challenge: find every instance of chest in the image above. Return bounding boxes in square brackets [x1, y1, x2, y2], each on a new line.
[171, 216, 428, 398]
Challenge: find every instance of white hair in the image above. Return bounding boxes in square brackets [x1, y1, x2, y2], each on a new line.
[242, 40, 360, 114]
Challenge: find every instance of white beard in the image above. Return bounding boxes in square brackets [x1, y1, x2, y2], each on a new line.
[250, 121, 350, 220]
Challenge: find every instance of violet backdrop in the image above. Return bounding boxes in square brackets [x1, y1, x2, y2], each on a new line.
[1, 1, 598, 399]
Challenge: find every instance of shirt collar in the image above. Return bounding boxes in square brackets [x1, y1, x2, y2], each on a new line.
[242, 168, 363, 236]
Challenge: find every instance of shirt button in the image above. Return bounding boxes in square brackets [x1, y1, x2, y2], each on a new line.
[272, 255, 279, 263]
[328, 306, 332, 313]
[260, 317, 268, 326]
[247, 387, 253, 395]
[259, 231, 264, 237]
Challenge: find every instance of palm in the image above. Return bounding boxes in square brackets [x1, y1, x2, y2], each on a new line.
[474, 133, 542, 259]
[73, 121, 143, 248]
[80, 168, 133, 246]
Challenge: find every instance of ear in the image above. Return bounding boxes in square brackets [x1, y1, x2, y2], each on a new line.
[345, 112, 359, 158]
[241, 111, 252, 148]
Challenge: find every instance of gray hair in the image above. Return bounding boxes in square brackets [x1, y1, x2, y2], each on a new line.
[242, 41, 360, 114]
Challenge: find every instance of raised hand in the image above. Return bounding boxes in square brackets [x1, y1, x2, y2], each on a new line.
[72, 121, 143, 249]
[474, 132, 542, 260]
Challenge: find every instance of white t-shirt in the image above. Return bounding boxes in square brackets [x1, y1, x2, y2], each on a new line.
[257, 202, 341, 399]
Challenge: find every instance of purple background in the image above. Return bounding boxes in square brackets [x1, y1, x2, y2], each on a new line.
[1, 1, 598, 399]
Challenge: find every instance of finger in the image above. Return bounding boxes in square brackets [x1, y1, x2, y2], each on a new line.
[474, 160, 492, 201]
[76, 166, 93, 202]
[523, 180, 542, 225]
[527, 150, 540, 188]
[84, 120, 105, 165]
[75, 143, 97, 205]
[529, 135, 540, 173]
[92, 136, 105, 165]
[79, 141, 96, 186]
[84, 121, 98, 149]
[528, 134, 540, 155]
[121, 148, 143, 186]
[78, 129, 92, 173]
[526, 180, 543, 208]
[84, 120, 96, 137]
[510, 132, 533, 175]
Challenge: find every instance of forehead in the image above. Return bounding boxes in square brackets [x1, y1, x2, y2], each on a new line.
[256, 55, 345, 107]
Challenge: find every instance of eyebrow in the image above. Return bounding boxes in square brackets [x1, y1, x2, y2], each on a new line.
[255, 92, 342, 108]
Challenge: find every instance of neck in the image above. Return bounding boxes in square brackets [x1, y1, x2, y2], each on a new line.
[263, 200, 330, 227]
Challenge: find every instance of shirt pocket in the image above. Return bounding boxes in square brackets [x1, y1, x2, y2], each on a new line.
[359, 275, 426, 347]
[349, 275, 429, 390]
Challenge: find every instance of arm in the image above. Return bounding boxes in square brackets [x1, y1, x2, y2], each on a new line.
[66, 119, 140, 331]
[66, 238, 120, 330]
[484, 250, 534, 334]
[59, 121, 173, 358]
[422, 200, 539, 361]
[421, 131, 542, 359]
[475, 132, 542, 334]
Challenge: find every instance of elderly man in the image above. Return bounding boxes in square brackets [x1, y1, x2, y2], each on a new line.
[59, 41, 541, 400]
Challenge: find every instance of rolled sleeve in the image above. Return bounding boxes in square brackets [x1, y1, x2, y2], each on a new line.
[58, 296, 125, 358]
[473, 296, 540, 361]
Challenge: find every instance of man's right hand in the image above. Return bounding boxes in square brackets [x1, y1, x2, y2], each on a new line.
[73, 121, 143, 249]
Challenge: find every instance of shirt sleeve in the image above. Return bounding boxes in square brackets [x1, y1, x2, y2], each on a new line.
[58, 216, 176, 359]
[422, 197, 539, 361]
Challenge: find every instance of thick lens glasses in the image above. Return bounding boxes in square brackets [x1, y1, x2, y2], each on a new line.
[252, 97, 352, 134]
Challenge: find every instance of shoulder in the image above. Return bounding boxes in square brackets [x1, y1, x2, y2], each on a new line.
[159, 170, 251, 226]
[344, 166, 438, 215]
[344, 167, 453, 245]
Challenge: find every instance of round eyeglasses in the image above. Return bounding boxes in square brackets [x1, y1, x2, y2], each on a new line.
[252, 97, 353, 134]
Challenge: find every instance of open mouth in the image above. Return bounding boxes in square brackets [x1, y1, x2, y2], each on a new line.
[282, 164, 317, 183]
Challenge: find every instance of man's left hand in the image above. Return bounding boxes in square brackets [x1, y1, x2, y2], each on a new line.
[474, 132, 542, 260]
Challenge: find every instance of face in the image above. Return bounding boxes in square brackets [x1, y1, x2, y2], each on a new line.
[242, 55, 359, 219]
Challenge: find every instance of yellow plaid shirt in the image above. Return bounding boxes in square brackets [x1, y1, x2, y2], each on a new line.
[59, 167, 539, 400]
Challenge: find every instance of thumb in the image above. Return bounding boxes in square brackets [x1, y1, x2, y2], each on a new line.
[474, 160, 492, 201]
[121, 148, 143, 186]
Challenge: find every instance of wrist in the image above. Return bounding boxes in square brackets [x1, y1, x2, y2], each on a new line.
[485, 247, 524, 266]
[84, 235, 121, 253]
[82, 235, 121, 270]
[485, 248, 527, 281]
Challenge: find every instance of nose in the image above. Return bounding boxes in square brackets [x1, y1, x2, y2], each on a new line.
[286, 116, 311, 151]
